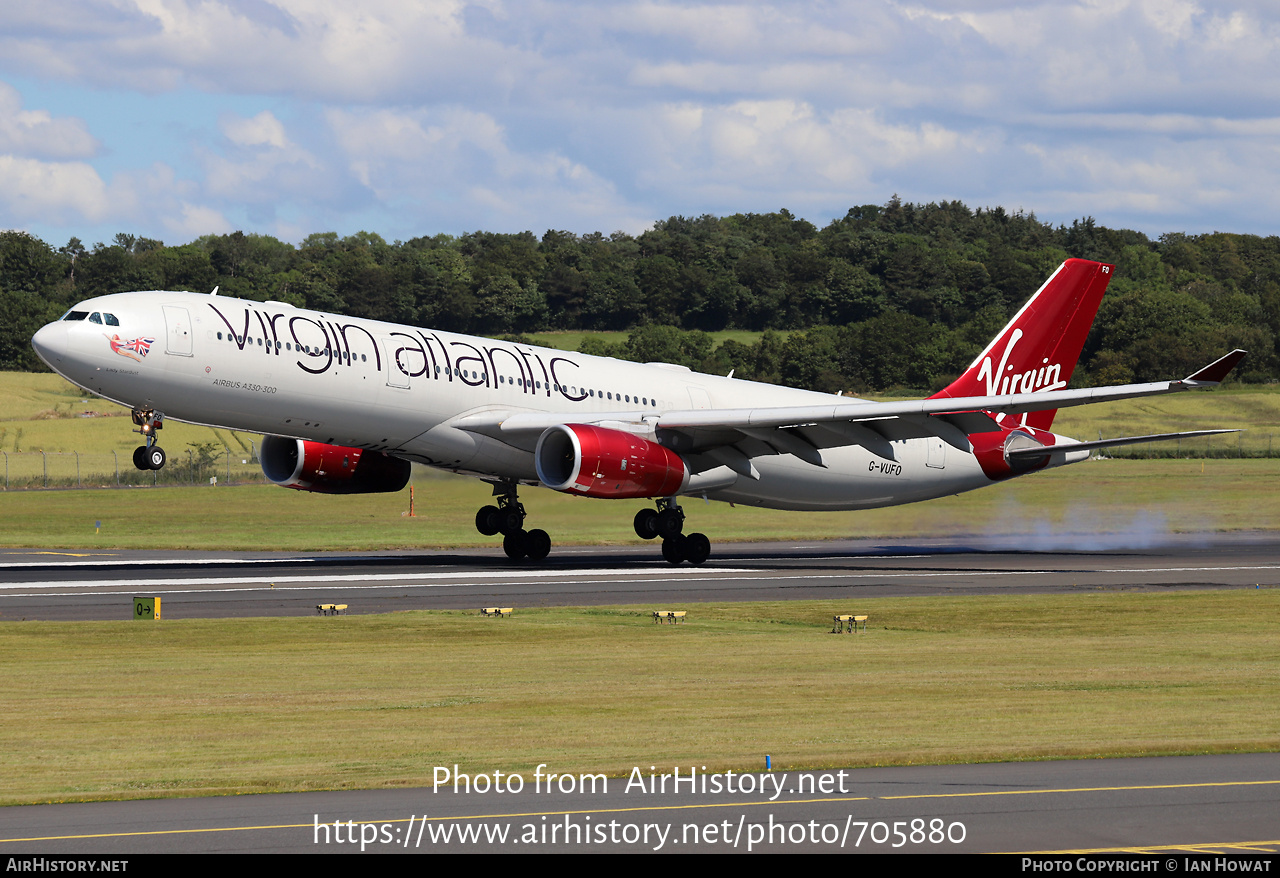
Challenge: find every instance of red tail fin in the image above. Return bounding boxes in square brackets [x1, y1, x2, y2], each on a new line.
[929, 259, 1113, 430]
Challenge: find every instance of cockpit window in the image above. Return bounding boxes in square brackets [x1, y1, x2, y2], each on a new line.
[63, 311, 88, 321]
[88, 312, 102, 324]
[104, 313, 119, 326]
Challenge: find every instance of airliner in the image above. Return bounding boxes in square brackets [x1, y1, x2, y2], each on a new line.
[31, 258, 1243, 564]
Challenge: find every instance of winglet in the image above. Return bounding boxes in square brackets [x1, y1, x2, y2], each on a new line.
[1184, 350, 1247, 385]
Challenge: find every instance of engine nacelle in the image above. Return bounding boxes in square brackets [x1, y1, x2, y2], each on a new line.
[260, 436, 411, 494]
[535, 424, 688, 498]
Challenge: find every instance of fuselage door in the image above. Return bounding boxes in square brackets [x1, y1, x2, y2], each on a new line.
[925, 436, 946, 469]
[381, 338, 411, 389]
[163, 305, 193, 356]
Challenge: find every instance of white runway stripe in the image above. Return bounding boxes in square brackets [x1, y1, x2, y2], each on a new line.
[0, 567, 755, 591]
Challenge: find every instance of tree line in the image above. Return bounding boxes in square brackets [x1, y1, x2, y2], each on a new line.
[2, 197, 1276, 392]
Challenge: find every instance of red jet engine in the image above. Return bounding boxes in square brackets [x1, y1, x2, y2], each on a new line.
[260, 436, 411, 494]
[535, 424, 687, 498]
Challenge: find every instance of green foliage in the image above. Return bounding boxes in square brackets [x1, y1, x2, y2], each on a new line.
[167, 442, 225, 484]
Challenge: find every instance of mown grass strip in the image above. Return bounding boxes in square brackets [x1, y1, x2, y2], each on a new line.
[1, 591, 1276, 805]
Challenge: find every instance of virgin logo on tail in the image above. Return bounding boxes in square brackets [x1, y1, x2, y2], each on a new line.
[975, 329, 1067, 397]
[930, 259, 1111, 417]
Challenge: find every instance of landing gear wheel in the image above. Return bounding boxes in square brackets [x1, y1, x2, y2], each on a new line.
[503, 530, 527, 560]
[146, 446, 166, 470]
[656, 508, 684, 540]
[683, 533, 711, 566]
[476, 505, 501, 536]
[498, 508, 524, 536]
[133, 446, 149, 471]
[524, 528, 551, 561]
[489, 480, 533, 556]
[634, 508, 659, 540]
[661, 534, 687, 565]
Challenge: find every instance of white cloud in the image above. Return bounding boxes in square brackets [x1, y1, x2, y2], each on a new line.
[104, 162, 234, 239]
[639, 99, 985, 200]
[0, 148, 232, 242]
[201, 110, 332, 208]
[1136, 0, 1200, 41]
[325, 106, 648, 232]
[163, 202, 234, 238]
[0, 82, 99, 160]
[1003, 130, 1280, 233]
[0, 155, 109, 224]
[220, 110, 289, 149]
[613, 3, 876, 57]
[0, 0, 523, 103]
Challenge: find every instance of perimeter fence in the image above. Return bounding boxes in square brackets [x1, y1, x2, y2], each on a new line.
[0, 443, 265, 489]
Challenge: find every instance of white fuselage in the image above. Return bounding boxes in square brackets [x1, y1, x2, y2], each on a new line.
[32, 290, 1021, 511]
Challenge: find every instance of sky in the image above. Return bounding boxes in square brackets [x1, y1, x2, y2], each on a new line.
[2, 0, 1279, 248]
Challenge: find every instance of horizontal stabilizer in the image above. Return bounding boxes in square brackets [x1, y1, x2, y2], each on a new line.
[1006, 429, 1240, 460]
[1184, 349, 1247, 384]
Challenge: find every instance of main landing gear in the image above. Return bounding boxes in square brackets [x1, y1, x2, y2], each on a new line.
[475, 480, 551, 562]
[634, 498, 711, 566]
[131, 409, 166, 471]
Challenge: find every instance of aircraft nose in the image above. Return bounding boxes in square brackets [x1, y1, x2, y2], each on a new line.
[31, 320, 69, 367]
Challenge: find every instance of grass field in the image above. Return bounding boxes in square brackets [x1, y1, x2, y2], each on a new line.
[2, 591, 1276, 805]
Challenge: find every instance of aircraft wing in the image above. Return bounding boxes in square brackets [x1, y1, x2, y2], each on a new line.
[452, 350, 1246, 471]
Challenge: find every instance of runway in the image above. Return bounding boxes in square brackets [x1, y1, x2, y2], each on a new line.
[2, 531, 1279, 621]
[2, 754, 1278, 854]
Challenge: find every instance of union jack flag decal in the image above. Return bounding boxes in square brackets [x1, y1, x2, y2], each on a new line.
[106, 334, 155, 361]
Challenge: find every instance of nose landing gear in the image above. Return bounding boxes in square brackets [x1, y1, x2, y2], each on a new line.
[131, 409, 166, 471]
[475, 480, 551, 562]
